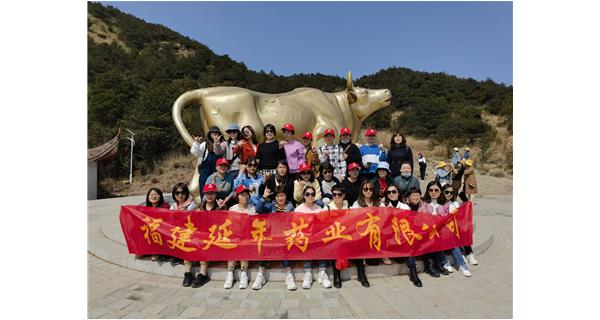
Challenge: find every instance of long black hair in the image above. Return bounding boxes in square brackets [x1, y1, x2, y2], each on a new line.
[241, 125, 258, 144]
[422, 180, 446, 204]
[145, 187, 165, 207]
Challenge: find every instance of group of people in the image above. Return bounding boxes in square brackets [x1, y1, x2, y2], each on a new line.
[139, 123, 479, 291]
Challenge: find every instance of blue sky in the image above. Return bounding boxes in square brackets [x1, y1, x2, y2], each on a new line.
[101, 1, 513, 85]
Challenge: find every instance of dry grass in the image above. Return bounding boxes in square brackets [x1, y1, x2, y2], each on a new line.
[101, 125, 513, 197]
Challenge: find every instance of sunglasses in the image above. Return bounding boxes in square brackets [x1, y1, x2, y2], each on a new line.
[332, 192, 344, 197]
[322, 170, 332, 174]
[428, 188, 440, 193]
[247, 163, 258, 167]
[174, 191, 186, 196]
[386, 190, 398, 195]
[363, 187, 374, 192]
[444, 190, 454, 195]
[265, 130, 275, 134]
[301, 171, 311, 175]
[304, 192, 316, 197]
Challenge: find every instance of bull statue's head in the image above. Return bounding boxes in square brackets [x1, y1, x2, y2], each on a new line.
[345, 71, 392, 121]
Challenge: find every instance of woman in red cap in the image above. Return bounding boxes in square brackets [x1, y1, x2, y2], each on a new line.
[205, 158, 236, 206]
[224, 185, 256, 290]
[279, 123, 306, 176]
[318, 128, 346, 182]
[359, 128, 387, 180]
[341, 162, 364, 207]
[338, 127, 362, 171]
[293, 163, 322, 207]
[300, 131, 320, 177]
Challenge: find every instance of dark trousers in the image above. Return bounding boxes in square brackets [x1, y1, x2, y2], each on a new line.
[462, 246, 473, 255]
[419, 163, 427, 180]
[422, 251, 445, 266]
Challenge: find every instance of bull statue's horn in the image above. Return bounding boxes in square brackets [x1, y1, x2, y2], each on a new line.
[346, 70, 354, 92]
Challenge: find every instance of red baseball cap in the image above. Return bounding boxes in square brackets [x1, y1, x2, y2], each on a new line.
[282, 123, 295, 132]
[235, 185, 250, 196]
[365, 128, 377, 136]
[324, 128, 335, 136]
[347, 162, 361, 171]
[215, 158, 229, 167]
[340, 127, 351, 135]
[301, 131, 313, 140]
[203, 183, 217, 193]
[299, 163, 312, 172]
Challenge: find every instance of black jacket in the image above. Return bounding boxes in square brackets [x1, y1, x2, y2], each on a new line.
[388, 145, 413, 176]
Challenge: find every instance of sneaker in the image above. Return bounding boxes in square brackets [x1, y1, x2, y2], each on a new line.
[382, 258, 392, 265]
[251, 272, 266, 290]
[239, 271, 249, 289]
[462, 255, 468, 265]
[224, 271, 234, 289]
[467, 253, 479, 265]
[191, 273, 210, 288]
[285, 272, 297, 291]
[182, 272, 194, 287]
[459, 266, 472, 277]
[302, 271, 313, 289]
[442, 262, 454, 273]
[318, 270, 332, 288]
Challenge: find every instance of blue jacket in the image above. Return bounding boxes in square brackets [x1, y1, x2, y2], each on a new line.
[256, 197, 295, 213]
[233, 172, 264, 206]
[359, 144, 387, 175]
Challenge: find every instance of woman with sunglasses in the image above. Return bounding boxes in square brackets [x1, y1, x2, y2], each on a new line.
[321, 184, 349, 288]
[293, 163, 322, 207]
[293, 185, 332, 289]
[224, 185, 256, 290]
[254, 185, 296, 290]
[439, 184, 472, 277]
[169, 183, 201, 288]
[237, 125, 259, 165]
[191, 126, 227, 195]
[225, 123, 242, 178]
[421, 181, 452, 278]
[348, 180, 380, 286]
[261, 160, 295, 204]
[233, 157, 264, 206]
[256, 124, 284, 178]
[317, 162, 340, 206]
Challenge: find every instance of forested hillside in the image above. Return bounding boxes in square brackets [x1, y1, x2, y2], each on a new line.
[88, 2, 512, 186]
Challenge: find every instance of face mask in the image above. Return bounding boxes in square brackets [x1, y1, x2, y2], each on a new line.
[401, 172, 412, 178]
[341, 139, 350, 144]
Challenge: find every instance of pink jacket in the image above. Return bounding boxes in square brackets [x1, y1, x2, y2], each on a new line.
[283, 140, 306, 174]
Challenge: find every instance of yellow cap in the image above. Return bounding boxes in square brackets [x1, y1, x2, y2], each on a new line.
[465, 159, 474, 166]
[436, 161, 447, 168]
[465, 147, 470, 151]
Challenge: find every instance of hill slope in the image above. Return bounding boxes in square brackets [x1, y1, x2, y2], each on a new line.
[87, 2, 512, 193]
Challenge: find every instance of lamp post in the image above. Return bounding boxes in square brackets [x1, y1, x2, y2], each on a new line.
[125, 128, 136, 184]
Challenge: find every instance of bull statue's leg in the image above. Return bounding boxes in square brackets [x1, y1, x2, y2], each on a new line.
[189, 157, 202, 203]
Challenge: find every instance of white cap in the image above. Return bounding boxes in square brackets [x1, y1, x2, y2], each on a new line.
[453, 147, 459, 151]
[375, 161, 391, 173]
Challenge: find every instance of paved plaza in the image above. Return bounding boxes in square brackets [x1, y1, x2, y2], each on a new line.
[88, 195, 512, 318]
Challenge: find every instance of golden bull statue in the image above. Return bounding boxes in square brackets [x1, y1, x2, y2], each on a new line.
[173, 71, 392, 201]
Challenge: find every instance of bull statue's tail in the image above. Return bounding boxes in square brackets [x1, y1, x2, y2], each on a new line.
[172, 89, 205, 147]
[172, 89, 205, 203]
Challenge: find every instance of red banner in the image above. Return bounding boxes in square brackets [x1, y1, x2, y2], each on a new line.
[119, 203, 473, 261]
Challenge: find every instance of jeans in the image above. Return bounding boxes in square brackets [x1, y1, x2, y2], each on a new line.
[442, 247, 467, 269]
[405, 256, 416, 268]
[282, 260, 327, 269]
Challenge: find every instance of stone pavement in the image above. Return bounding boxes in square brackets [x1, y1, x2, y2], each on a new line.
[88, 195, 512, 318]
